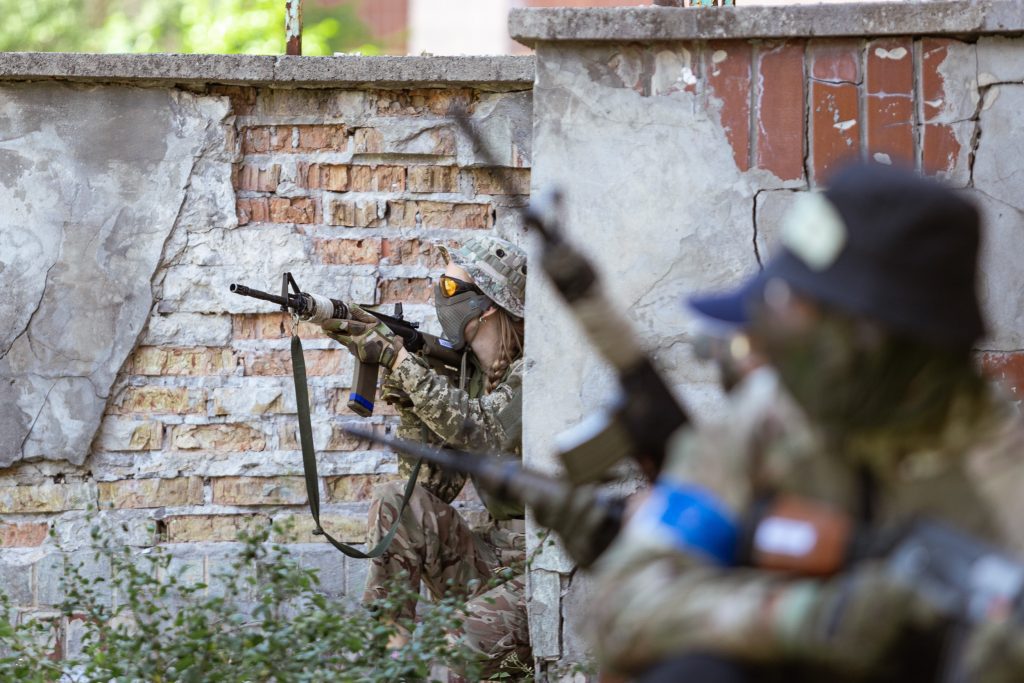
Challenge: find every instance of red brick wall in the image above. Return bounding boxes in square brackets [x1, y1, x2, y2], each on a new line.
[698, 37, 968, 186]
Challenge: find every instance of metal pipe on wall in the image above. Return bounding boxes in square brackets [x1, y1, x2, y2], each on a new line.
[286, 0, 302, 55]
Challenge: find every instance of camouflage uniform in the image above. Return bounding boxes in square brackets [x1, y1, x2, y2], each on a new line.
[590, 370, 1024, 678]
[589, 166, 1024, 680]
[363, 236, 530, 676]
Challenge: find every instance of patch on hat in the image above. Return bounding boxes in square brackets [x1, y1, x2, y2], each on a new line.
[780, 193, 847, 271]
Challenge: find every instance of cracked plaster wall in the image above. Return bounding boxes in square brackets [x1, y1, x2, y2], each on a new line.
[525, 35, 1024, 676]
[0, 83, 232, 468]
[525, 42, 764, 669]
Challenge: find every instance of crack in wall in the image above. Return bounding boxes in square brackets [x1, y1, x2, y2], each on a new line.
[752, 189, 765, 268]
[1, 257, 57, 362]
[18, 380, 57, 458]
[966, 78, 1020, 189]
[801, 47, 813, 187]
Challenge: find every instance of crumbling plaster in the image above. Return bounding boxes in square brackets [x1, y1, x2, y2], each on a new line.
[523, 42, 771, 662]
[0, 83, 233, 468]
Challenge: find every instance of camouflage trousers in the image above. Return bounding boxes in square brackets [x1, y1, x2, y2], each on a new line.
[364, 481, 531, 674]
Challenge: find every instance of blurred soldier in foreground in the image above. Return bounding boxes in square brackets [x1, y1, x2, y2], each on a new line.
[590, 164, 1024, 682]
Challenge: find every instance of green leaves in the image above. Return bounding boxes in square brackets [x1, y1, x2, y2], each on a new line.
[0, 516, 483, 681]
[0, 0, 379, 55]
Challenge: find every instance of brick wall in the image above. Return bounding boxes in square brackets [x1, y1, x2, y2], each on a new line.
[0, 76, 531, 655]
[667, 37, 972, 185]
[696, 36, 1020, 396]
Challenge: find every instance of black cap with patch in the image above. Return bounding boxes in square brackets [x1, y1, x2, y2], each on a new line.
[761, 163, 984, 349]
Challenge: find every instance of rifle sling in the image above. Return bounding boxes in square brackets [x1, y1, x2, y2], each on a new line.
[291, 334, 420, 558]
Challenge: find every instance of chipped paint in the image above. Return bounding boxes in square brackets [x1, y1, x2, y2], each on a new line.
[712, 50, 728, 64]
[874, 47, 908, 60]
[978, 72, 999, 87]
[652, 48, 696, 96]
[833, 119, 856, 132]
[873, 152, 893, 165]
[285, 0, 302, 55]
[925, 98, 944, 109]
[982, 86, 1001, 110]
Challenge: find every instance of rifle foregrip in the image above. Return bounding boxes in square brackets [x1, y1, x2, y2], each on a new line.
[348, 361, 379, 417]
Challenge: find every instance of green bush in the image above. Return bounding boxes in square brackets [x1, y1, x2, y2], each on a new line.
[0, 0, 379, 55]
[0, 519, 484, 682]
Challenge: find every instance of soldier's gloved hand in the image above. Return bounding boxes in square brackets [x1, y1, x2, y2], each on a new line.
[322, 305, 403, 369]
[777, 562, 945, 674]
[534, 484, 622, 569]
[959, 616, 1024, 683]
[380, 384, 414, 409]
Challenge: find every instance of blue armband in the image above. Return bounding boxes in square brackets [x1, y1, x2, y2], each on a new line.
[633, 482, 739, 566]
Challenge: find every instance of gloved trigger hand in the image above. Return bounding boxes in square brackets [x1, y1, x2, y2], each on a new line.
[344, 304, 403, 370]
[321, 317, 370, 347]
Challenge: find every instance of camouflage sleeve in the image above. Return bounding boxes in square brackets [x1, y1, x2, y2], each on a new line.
[386, 355, 524, 456]
[588, 424, 787, 673]
[392, 402, 468, 504]
[588, 372, 908, 676]
[590, 520, 803, 673]
[591, 518, 929, 677]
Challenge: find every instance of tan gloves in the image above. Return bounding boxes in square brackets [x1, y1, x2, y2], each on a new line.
[321, 304, 403, 370]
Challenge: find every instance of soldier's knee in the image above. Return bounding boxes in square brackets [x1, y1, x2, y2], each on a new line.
[372, 480, 406, 508]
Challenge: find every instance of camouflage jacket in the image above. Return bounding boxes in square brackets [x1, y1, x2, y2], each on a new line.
[589, 367, 1024, 676]
[381, 354, 524, 519]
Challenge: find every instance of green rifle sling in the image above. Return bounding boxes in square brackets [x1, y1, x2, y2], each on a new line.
[291, 334, 420, 558]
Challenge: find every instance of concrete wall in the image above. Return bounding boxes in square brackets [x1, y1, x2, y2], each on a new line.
[0, 53, 533, 655]
[512, 1, 1024, 676]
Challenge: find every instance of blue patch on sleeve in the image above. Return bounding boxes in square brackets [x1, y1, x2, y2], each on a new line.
[634, 482, 739, 566]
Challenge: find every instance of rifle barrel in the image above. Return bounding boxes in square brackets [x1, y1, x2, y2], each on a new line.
[229, 284, 294, 309]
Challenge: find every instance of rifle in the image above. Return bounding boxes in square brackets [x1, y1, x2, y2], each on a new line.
[441, 101, 689, 483]
[345, 426, 624, 569]
[866, 519, 1024, 682]
[230, 272, 462, 417]
[522, 191, 690, 482]
[738, 495, 1024, 682]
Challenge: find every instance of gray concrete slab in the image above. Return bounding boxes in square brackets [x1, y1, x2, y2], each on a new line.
[510, 1, 1024, 46]
[0, 53, 534, 90]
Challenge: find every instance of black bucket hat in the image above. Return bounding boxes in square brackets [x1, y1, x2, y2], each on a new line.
[688, 163, 985, 349]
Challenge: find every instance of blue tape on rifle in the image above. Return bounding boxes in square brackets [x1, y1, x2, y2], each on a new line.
[637, 482, 739, 566]
[349, 393, 374, 412]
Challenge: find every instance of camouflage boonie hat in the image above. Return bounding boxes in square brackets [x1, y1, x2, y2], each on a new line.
[440, 236, 527, 318]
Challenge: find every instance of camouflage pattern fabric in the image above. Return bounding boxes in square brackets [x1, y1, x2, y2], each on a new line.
[382, 353, 525, 520]
[366, 352, 528, 673]
[364, 481, 529, 677]
[589, 367, 1024, 678]
[440, 236, 527, 319]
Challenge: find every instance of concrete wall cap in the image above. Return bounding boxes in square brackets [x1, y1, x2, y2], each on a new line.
[0, 53, 535, 90]
[510, 1, 1024, 46]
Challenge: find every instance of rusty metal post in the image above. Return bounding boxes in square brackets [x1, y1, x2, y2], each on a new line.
[286, 0, 302, 55]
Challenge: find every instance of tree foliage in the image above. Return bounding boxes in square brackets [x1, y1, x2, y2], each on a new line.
[0, 0, 379, 55]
